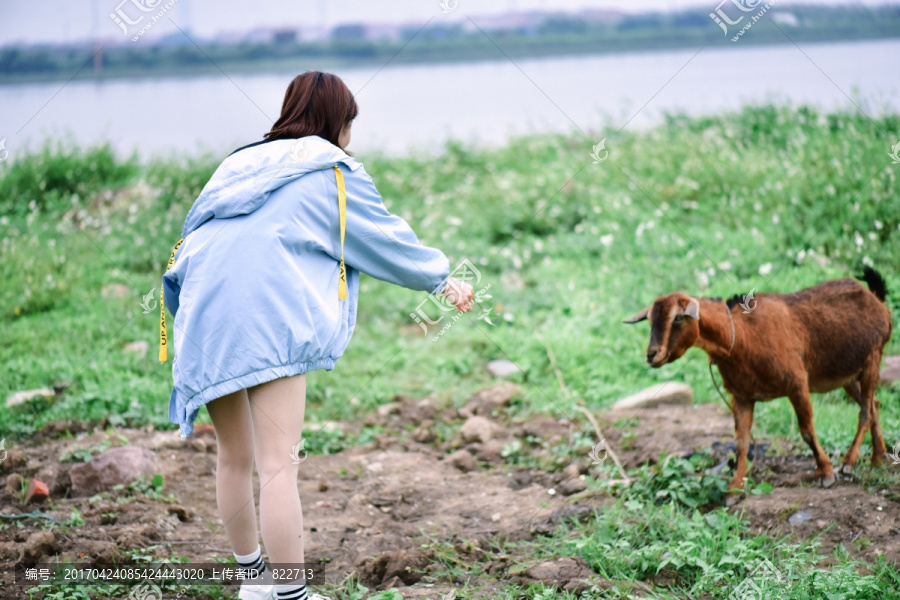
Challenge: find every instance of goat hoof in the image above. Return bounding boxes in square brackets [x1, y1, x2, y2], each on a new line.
[821, 474, 836, 488]
[840, 464, 854, 476]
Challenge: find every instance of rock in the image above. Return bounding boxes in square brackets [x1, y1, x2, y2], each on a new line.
[20, 531, 59, 565]
[190, 438, 207, 453]
[562, 463, 581, 480]
[123, 340, 149, 358]
[508, 469, 533, 490]
[610, 382, 693, 411]
[789, 511, 812, 525]
[460, 416, 500, 444]
[523, 556, 593, 586]
[5, 473, 23, 495]
[445, 450, 477, 472]
[69, 446, 158, 497]
[25, 479, 50, 504]
[559, 477, 587, 496]
[6, 388, 55, 408]
[881, 355, 900, 383]
[317, 476, 329, 492]
[460, 382, 520, 417]
[486, 359, 521, 378]
[167, 505, 192, 522]
[366, 462, 384, 474]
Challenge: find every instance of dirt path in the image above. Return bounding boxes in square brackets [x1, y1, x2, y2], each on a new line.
[1, 388, 898, 599]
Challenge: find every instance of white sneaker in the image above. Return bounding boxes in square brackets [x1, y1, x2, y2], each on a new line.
[308, 593, 332, 600]
[238, 583, 274, 600]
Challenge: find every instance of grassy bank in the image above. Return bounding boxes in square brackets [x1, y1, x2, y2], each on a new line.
[2, 104, 898, 447]
[2, 104, 899, 598]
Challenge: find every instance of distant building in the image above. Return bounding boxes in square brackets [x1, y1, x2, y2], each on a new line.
[771, 12, 800, 27]
[272, 28, 298, 44]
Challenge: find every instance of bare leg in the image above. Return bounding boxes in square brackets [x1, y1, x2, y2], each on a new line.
[726, 399, 754, 505]
[247, 375, 307, 579]
[788, 388, 834, 487]
[207, 389, 259, 555]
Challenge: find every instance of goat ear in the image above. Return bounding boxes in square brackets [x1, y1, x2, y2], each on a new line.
[623, 306, 650, 324]
[683, 298, 700, 320]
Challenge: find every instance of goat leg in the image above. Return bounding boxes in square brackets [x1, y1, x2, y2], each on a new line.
[726, 399, 754, 506]
[870, 395, 886, 466]
[789, 389, 835, 487]
[841, 381, 869, 474]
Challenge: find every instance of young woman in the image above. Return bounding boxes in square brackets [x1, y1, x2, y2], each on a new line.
[161, 71, 474, 600]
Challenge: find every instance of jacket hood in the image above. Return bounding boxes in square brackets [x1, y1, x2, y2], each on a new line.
[182, 136, 358, 237]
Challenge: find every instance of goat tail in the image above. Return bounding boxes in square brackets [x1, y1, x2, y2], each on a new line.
[859, 266, 889, 303]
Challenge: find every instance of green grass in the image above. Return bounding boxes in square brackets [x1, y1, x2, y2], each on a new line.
[2, 104, 898, 445]
[2, 103, 900, 598]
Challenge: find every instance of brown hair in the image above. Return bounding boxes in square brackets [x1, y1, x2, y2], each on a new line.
[264, 71, 358, 147]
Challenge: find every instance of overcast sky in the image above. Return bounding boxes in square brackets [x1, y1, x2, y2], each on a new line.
[1, 0, 897, 45]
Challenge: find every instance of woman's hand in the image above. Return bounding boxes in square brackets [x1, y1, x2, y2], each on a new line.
[442, 277, 475, 312]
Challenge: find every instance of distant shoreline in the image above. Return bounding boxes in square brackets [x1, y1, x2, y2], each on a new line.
[1, 28, 898, 87]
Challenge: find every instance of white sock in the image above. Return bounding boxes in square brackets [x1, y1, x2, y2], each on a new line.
[234, 544, 267, 580]
[275, 580, 308, 599]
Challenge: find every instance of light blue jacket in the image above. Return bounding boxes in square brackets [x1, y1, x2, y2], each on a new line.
[162, 136, 450, 437]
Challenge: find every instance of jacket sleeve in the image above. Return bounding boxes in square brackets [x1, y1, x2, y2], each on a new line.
[331, 164, 450, 293]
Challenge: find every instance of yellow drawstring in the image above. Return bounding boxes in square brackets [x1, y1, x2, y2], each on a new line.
[334, 165, 347, 300]
[159, 238, 184, 362]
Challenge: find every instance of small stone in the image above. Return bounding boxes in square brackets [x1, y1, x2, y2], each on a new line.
[445, 450, 477, 473]
[460, 416, 499, 444]
[366, 462, 384, 474]
[318, 477, 329, 492]
[559, 477, 587, 496]
[524, 556, 592, 584]
[167, 505, 191, 522]
[6, 388, 55, 408]
[491, 512, 501, 522]
[25, 479, 50, 504]
[190, 438, 207, 453]
[880, 355, 900, 383]
[610, 382, 693, 411]
[562, 463, 581, 480]
[788, 511, 811, 525]
[486, 359, 521, 378]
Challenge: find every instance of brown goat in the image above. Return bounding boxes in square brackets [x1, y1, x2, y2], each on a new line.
[625, 268, 892, 501]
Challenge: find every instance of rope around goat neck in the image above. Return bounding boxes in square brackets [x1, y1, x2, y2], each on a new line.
[709, 301, 736, 412]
